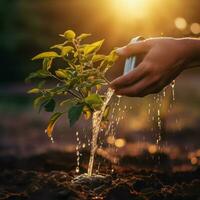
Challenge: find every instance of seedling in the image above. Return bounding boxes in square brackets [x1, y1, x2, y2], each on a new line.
[26, 30, 118, 138]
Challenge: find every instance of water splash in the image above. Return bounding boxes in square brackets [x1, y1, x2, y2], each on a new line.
[78, 79, 177, 176]
[87, 88, 114, 176]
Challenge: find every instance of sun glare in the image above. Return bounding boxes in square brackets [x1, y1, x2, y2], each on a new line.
[112, 0, 151, 19]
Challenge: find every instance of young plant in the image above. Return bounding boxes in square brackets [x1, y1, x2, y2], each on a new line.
[27, 30, 118, 138]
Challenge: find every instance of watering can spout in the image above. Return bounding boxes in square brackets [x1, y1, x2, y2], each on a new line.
[123, 36, 144, 75]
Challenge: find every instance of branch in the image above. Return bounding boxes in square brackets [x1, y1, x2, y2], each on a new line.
[68, 90, 82, 99]
[50, 73, 82, 99]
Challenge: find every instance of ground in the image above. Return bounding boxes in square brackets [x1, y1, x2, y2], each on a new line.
[0, 150, 200, 200]
[1, 82, 200, 200]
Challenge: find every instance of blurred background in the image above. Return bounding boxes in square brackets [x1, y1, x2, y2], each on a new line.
[0, 0, 200, 172]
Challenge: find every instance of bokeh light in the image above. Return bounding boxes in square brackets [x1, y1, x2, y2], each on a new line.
[115, 138, 126, 148]
[107, 135, 115, 145]
[196, 149, 200, 157]
[191, 157, 198, 165]
[174, 17, 187, 30]
[190, 23, 200, 34]
[148, 144, 157, 154]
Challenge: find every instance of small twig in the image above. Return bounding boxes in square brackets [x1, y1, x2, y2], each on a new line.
[50, 73, 82, 99]
[68, 90, 82, 99]
[50, 74, 65, 83]
[78, 89, 85, 98]
[101, 76, 111, 85]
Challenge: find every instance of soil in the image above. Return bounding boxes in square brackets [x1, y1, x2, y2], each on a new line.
[1, 89, 200, 200]
[0, 150, 200, 200]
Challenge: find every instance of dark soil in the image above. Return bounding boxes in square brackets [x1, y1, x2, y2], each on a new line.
[0, 151, 200, 200]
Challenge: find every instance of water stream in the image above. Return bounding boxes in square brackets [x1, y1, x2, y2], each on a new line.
[75, 80, 176, 177]
[87, 88, 114, 176]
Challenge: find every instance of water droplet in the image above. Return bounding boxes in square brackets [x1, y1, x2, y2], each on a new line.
[163, 88, 166, 97]
[82, 143, 86, 148]
[148, 103, 151, 115]
[76, 167, 80, 173]
[171, 80, 176, 101]
[50, 137, 54, 144]
[75, 131, 81, 174]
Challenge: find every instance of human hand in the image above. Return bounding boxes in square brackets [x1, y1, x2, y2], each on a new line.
[110, 37, 199, 97]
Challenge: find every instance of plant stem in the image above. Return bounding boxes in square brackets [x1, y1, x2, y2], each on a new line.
[68, 90, 82, 99]
[101, 75, 110, 85]
[50, 73, 82, 99]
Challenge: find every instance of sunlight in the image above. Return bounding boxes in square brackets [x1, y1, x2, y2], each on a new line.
[111, 0, 152, 19]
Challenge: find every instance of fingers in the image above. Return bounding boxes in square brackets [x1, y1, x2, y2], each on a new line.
[114, 76, 164, 97]
[114, 78, 149, 97]
[110, 63, 147, 89]
[116, 40, 149, 57]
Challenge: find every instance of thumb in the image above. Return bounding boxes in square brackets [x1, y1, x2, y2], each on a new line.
[116, 40, 149, 57]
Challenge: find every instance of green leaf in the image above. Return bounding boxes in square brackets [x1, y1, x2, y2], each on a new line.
[61, 46, 74, 57]
[84, 94, 103, 106]
[77, 33, 91, 41]
[84, 40, 104, 55]
[98, 50, 119, 73]
[92, 54, 105, 62]
[63, 30, 76, 40]
[55, 69, 69, 79]
[83, 105, 92, 120]
[38, 80, 46, 89]
[80, 79, 106, 89]
[45, 112, 64, 137]
[26, 70, 50, 82]
[50, 44, 64, 50]
[27, 88, 40, 94]
[43, 57, 53, 71]
[60, 98, 79, 107]
[33, 96, 56, 113]
[103, 105, 110, 119]
[33, 96, 50, 111]
[92, 79, 107, 85]
[32, 51, 60, 60]
[68, 104, 84, 127]
[50, 85, 69, 94]
[69, 78, 79, 89]
[74, 51, 79, 58]
[44, 99, 56, 112]
[106, 50, 119, 63]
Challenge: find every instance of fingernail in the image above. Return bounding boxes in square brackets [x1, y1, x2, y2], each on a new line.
[115, 46, 126, 55]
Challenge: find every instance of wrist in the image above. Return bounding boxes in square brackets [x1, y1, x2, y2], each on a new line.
[181, 38, 200, 59]
[177, 38, 200, 69]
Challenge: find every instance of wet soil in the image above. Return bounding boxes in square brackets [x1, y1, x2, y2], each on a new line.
[0, 151, 200, 200]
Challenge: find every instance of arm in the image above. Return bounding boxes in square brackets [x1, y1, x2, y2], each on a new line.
[110, 37, 200, 97]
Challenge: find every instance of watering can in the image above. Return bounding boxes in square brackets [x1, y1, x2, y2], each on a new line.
[123, 36, 144, 75]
